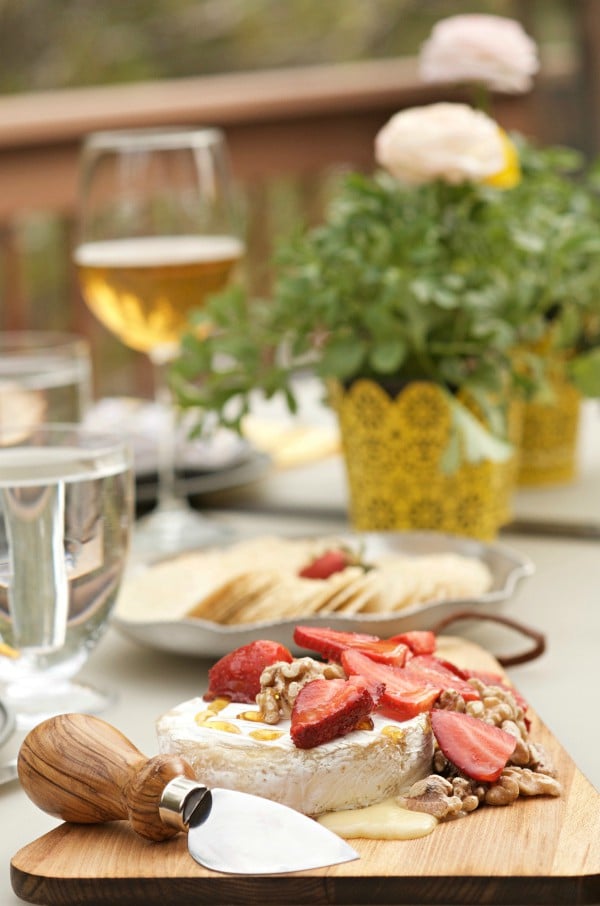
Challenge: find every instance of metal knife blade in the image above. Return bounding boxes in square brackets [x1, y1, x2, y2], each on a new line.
[159, 775, 358, 874]
[190, 786, 357, 874]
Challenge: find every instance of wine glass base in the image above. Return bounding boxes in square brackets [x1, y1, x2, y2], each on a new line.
[132, 503, 230, 562]
[4, 680, 116, 731]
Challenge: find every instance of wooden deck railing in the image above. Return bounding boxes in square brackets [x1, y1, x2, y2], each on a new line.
[0, 56, 573, 397]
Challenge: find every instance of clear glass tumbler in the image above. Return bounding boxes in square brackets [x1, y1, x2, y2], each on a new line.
[0, 331, 93, 432]
[0, 423, 134, 727]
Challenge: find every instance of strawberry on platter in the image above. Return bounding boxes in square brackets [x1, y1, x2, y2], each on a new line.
[297, 545, 368, 580]
[156, 628, 561, 825]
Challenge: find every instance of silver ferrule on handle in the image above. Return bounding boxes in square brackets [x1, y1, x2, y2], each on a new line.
[159, 776, 212, 832]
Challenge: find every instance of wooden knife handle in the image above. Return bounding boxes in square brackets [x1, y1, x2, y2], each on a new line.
[18, 712, 196, 841]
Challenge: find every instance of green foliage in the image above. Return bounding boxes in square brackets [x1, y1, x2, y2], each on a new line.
[497, 137, 600, 396]
[172, 140, 600, 441]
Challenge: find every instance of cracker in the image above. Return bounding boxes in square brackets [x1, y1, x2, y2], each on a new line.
[186, 571, 281, 623]
[310, 568, 367, 613]
[331, 571, 383, 615]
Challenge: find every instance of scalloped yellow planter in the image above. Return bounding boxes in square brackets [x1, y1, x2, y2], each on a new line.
[518, 379, 581, 486]
[329, 380, 514, 541]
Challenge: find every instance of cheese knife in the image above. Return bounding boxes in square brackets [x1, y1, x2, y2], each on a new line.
[17, 712, 358, 875]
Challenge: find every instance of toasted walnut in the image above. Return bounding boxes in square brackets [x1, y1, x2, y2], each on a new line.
[466, 679, 528, 738]
[450, 776, 482, 815]
[256, 657, 345, 724]
[433, 748, 452, 775]
[484, 772, 520, 806]
[500, 719, 530, 765]
[400, 774, 481, 820]
[436, 689, 466, 712]
[503, 766, 562, 798]
[526, 741, 557, 777]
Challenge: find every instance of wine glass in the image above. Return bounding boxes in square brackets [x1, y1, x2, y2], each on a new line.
[73, 127, 244, 560]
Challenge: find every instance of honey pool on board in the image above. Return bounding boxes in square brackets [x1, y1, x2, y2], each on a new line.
[317, 798, 438, 840]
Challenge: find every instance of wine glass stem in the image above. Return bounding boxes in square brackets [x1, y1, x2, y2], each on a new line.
[150, 356, 184, 513]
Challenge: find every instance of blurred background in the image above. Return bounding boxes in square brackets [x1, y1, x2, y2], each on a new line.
[0, 0, 597, 398]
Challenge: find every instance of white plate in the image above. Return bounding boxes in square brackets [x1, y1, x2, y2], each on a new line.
[135, 451, 271, 505]
[113, 532, 534, 658]
[84, 397, 252, 476]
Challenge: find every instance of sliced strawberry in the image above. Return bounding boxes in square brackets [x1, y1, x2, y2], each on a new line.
[290, 675, 376, 749]
[431, 709, 517, 783]
[298, 549, 351, 579]
[341, 648, 441, 719]
[378, 686, 441, 721]
[205, 640, 293, 703]
[352, 671, 385, 709]
[403, 656, 480, 701]
[293, 625, 409, 667]
[388, 631, 437, 656]
[410, 654, 469, 678]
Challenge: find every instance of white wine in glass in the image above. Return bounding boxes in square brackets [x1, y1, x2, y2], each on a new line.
[74, 127, 244, 558]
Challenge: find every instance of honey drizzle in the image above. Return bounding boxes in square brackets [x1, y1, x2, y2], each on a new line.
[381, 725, 406, 742]
[249, 729, 285, 742]
[354, 716, 375, 731]
[202, 720, 241, 734]
[194, 697, 231, 726]
[237, 710, 265, 722]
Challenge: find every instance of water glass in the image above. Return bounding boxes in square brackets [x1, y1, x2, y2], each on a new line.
[0, 331, 92, 435]
[0, 423, 134, 727]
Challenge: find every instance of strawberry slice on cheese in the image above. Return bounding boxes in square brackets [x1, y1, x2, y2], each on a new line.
[291, 675, 382, 749]
[402, 655, 480, 701]
[341, 648, 442, 720]
[294, 625, 409, 667]
[206, 639, 293, 703]
[389, 630, 437, 656]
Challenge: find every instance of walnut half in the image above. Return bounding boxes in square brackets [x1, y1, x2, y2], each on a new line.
[400, 774, 482, 820]
[256, 657, 345, 723]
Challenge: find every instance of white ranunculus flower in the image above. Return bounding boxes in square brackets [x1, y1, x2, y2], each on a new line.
[374, 103, 505, 186]
[419, 14, 539, 94]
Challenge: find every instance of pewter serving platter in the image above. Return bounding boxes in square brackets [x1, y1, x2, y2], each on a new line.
[113, 532, 534, 658]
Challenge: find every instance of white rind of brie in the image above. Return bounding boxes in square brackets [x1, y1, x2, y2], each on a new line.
[156, 698, 434, 817]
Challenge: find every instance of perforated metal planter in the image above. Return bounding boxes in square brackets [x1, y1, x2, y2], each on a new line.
[329, 380, 514, 541]
[518, 378, 581, 486]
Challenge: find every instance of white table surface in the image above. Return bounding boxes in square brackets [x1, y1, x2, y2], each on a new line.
[1, 439, 599, 904]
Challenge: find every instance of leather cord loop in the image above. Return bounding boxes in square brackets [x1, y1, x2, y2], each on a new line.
[430, 609, 546, 667]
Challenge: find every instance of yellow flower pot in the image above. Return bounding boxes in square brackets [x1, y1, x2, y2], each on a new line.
[518, 378, 581, 486]
[329, 379, 513, 540]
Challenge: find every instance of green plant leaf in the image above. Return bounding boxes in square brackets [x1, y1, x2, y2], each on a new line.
[319, 335, 367, 379]
[440, 425, 461, 474]
[446, 396, 513, 466]
[369, 338, 407, 374]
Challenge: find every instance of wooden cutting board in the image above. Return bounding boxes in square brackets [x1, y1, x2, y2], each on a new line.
[10, 638, 600, 905]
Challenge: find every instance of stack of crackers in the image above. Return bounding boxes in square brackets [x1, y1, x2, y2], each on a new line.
[117, 536, 493, 626]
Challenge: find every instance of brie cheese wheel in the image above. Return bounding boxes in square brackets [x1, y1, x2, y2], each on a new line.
[156, 698, 434, 817]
